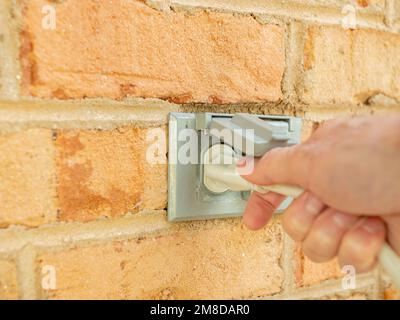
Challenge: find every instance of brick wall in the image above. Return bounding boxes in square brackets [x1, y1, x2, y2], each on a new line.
[0, 0, 399, 299]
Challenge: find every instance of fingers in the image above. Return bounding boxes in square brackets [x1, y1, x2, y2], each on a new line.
[245, 188, 388, 273]
[338, 217, 386, 273]
[302, 209, 358, 262]
[281, 192, 386, 272]
[243, 191, 286, 230]
[282, 192, 325, 241]
[383, 215, 400, 255]
[237, 143, 314, 189]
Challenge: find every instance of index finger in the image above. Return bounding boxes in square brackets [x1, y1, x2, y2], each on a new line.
[237, 144, 314, 189]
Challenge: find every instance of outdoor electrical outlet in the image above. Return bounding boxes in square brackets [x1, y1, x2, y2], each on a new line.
[168, 112, 302, 222]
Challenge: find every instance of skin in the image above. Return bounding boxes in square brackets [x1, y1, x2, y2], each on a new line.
[238, 115, 400, 273]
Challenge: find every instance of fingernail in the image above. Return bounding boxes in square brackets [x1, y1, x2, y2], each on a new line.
[304, 194, 324, 216]
[362, 219, 385, 234]
[236, 157, 247, 167]
[333, 212, 355, 229]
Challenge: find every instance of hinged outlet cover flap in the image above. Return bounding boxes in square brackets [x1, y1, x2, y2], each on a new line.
[168, 112, 302, 221]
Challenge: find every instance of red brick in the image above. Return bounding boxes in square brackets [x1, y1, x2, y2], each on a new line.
[37, 217, 283, 299]
[0, 129, 56, 227]
[55, 127, 167, 222]
[20, 0, 284, 103]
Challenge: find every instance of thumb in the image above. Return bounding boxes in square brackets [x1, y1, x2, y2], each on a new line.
[236, 144, 312, 189]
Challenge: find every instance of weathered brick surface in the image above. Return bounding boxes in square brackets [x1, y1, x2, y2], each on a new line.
[294, 0, 384, 10]
[303, 26, 400, 105]
[0, 260, 19, 299]
[20, 0, 284, 103]
[0, 0, 396, 301]
[0, 0, 20, 100]
[0, 0, 10, 99]
[294, 245, 342, 286]
[38, 217, 283, 299]
[0, 129, 56, 227]
[170, 0, 384, 13]
[0, 23, 4, 96]
[394, 1, 400, 26]
[55, 127, 167, 222]
[322, 292, 368, 300]
[383, 283, 400, 300]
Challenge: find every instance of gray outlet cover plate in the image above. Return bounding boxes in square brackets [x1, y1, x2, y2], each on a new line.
[168, 112, 302, 222]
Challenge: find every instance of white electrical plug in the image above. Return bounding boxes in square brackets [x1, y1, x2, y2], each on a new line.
[203, 144, 303, 197]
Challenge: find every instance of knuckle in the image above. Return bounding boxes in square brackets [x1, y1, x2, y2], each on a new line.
[303, 244, 332, 263]
[338, 240, 375, 273]
[261, 147, 283, 165]
[338, 255, 375, 274]
[283, 215, 307, 242]
[303, 236, 336, 263]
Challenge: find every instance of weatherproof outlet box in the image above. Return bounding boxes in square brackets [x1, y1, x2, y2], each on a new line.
[168, 112, 302, 221]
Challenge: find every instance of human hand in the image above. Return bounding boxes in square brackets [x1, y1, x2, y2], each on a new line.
[238, 115, 400, 272]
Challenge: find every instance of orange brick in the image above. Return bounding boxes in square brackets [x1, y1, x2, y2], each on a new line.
[37, 217, 283, 299]
[395, 2, 400, 26]
[169, 0, 385, 13]
[293, 0, 384, 9]
[383, 283, 400, 300]
[303, 26, 400, 105]
[55, 127, 167, 222]
[0, 260, 19, 299]
[322, 292, 368, 300]
[20, 0, 284, 103]
[294, 244, 342, 286]
[0, 129, 56, 227]
[0, 36, 4, 97]
[292, 0, 385, 9]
